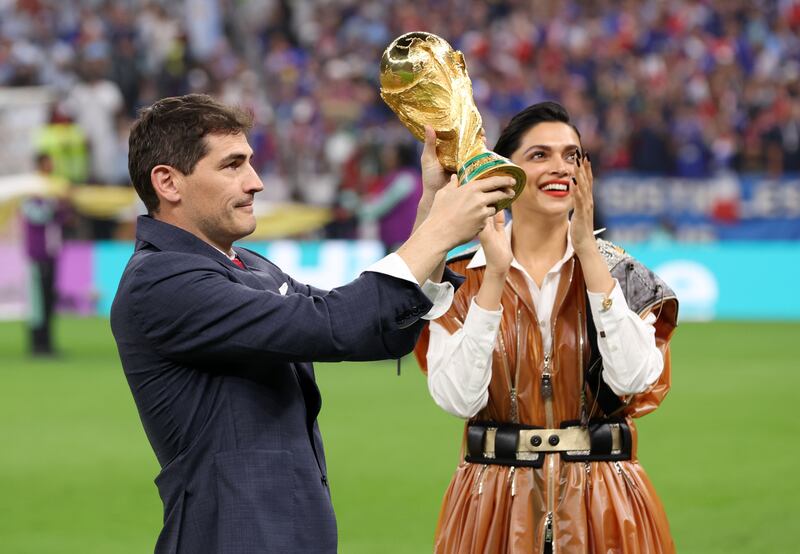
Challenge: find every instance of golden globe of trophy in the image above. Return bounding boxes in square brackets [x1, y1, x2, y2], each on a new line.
[380, 32, 526, 210]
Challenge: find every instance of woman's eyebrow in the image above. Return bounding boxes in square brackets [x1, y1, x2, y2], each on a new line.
[523, 144, 552, 155]
[523, 143, 581, 155]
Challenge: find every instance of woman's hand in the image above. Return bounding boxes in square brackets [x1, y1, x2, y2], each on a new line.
[479, 210, 512, 277]
[569, 151, 596, 256]
[571, 152, 615, 295]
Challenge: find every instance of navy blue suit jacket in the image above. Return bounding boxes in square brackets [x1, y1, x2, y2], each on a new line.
[111, 216, 459, 554]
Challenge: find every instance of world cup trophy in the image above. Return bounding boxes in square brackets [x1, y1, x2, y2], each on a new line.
[380, 32, 526, 210]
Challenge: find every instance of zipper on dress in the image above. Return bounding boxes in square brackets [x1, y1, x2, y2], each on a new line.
[615, 461, 635, 489]
[577, 309, 589, 428]
[541, 354, 553, 399]
[541, 351, 556, 552]
[497, 330, 516, 423]
[543, 511, 554, 553]
[510, 304, 522, 423]
[476, 464, 488, 495]
[540, 261, 574, 553]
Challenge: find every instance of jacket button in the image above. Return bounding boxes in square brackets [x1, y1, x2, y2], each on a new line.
[530, 435, 542, 447]
[548, 434, 560, 446]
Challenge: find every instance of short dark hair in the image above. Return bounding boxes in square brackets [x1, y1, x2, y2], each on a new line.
[128, 94, 253, 213]
[494, 101, 582, 159]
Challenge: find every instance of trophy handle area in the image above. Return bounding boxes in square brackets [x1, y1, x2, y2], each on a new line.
[457, 151, 527, 211]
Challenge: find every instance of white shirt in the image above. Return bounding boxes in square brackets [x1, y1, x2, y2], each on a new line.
[364, 253, 453, 320]
[426, 224, 663, 419]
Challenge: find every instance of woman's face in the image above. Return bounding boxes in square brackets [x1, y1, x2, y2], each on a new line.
[508, 121, 582, 219]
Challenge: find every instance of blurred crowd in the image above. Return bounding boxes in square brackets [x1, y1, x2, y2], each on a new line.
[1, 0, 799, 239]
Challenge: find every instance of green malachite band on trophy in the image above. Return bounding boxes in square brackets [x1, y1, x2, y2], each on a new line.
[460, 159, 510, 185]
[457, 152, 495, 179]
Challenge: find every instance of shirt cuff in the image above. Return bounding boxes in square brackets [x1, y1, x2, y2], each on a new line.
[364, 252, 454, 319]
[364, 252, 418, 285]
[587, 279, 628, 331]
[462, 297, 503, 346]
[421, 280, 454, 320]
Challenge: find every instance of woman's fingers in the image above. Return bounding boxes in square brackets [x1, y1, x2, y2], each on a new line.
[584, 151, 594, 194]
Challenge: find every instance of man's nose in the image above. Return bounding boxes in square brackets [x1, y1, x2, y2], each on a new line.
[244, 165, 264, 193]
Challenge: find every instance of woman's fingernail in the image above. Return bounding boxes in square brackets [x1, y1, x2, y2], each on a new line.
[571, 177, 577, 185]
[586, 152, 591, 162]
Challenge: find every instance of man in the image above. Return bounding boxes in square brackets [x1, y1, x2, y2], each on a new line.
[110, 94, 514, 554]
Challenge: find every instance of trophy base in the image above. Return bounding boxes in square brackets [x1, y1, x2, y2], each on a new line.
[457, 152, 527, 211]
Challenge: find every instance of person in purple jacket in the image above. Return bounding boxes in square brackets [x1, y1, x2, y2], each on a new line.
[360, 142, 423, 251]
[20, 153, 68, 357]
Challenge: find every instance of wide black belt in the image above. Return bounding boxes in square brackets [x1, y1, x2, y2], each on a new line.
[466, 419, 632, 468]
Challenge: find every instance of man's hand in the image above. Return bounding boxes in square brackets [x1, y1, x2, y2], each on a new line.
[397, 174, 515, 284]
[426, 174, 515, 249]
[413, 126, 453, 235]
[420, 125, 450, 195]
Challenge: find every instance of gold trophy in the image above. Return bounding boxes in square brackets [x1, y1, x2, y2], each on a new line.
[380, 32, 526, 210]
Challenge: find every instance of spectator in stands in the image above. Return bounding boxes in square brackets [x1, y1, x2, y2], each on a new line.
[359, 141, 423, 251]
[2, 0, 799, 240]
[33, 105, 89, 185]
[62, 55, 124, 184]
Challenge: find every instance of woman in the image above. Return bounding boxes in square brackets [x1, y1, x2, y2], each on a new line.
[415, 102, 678, 553]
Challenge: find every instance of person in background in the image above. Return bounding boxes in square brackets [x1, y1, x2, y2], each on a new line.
[33, 105, 89, 186]
[21, 153, 68, 357]
[415, 102, 679, 553]
[359, 141, 423, 251]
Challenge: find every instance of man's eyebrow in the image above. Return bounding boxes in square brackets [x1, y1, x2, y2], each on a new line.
[217, 152, 250, 168]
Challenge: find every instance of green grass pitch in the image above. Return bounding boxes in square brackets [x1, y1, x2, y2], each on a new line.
[1, 318, 797, 553]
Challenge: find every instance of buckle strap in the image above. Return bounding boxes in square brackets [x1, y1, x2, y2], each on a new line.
[465, 419, 632, 467]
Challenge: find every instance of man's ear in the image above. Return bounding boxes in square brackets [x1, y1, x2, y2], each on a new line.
[151, 165, 182, 205]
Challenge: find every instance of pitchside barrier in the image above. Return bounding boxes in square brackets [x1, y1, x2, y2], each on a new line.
[1, 239, 798, 322]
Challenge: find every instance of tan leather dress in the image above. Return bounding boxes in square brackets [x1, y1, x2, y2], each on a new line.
[415, 251, 678, 554]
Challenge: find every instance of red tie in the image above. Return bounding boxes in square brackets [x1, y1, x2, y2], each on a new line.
[232, 256, 245, 269]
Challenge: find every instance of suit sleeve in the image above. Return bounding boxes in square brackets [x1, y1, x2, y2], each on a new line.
[127, 253, 435, 364]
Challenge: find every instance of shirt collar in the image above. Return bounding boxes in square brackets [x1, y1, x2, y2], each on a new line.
[135, 215, 236, 260]
[465, 221, 604, 274]
[209, 243, 236, 260]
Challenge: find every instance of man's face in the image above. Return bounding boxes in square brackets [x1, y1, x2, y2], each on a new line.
[177, 132, 263, 251]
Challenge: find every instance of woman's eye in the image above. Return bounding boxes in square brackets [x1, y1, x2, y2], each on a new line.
[529, 151, 544, 160]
